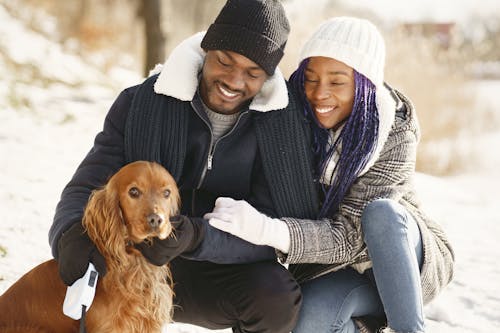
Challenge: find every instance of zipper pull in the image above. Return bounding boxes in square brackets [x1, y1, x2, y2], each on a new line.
[207, 154, 213, 170]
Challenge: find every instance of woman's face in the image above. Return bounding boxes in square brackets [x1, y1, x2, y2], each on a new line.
[304, 57, 355, 129]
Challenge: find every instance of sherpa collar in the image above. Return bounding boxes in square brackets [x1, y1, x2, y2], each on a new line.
[152, 31, 289, 112]
[363, 85, 397, 173]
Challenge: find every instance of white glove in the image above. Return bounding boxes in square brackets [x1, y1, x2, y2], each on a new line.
[204, 197, 291, 253]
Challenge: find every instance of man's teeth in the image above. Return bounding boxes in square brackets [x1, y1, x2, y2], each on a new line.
[316, 107, 334, 114]
[219, 85, 238, 98]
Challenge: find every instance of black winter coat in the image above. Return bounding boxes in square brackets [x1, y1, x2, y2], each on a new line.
[49, 75, 318, 262]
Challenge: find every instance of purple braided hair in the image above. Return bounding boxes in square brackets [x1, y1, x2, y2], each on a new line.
[290, 59, 379, 218]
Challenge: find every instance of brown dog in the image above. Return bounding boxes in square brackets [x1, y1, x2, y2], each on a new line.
[0, 161, 179, 332]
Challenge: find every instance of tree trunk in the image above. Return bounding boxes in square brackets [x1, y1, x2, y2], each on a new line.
[139, 0, 165, 77]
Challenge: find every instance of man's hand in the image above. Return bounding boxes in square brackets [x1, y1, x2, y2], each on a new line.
[57, 223, 107, 286]
[204, 197, 290, 253]
[135, 215, 204, 266]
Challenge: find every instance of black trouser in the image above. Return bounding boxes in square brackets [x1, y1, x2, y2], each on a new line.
[171, 257, 302, 333]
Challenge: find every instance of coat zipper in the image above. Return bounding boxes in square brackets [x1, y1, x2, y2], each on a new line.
[191, 101, 213, 189]
[195, 109, 249, 189]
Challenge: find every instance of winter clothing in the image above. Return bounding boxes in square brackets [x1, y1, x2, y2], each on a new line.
[361, 199, 426, 332]
[125, 32, 317, 223]
[206, 197, 291, 253]
[155, 31, 289, 111]
[56, 222, 107, 285]
[201, 0, 290, 75]
[294, 267, 384, 333]
[281, 87, 455, 305]
[170, 258, 301, 333]
[204, 107, 240, 141]
[281, 16, 454, 310]
[49, 31, 319, 259]
[294, 199, 426, 333]
[49, 29, 317, 331]
[280, 17, 454, 333]
[135, 215, 205, 266]
[49, 32, 318, 262]
[299, 16, 385, 88]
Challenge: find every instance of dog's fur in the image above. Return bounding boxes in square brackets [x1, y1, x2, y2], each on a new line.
[0, 161, 179, 332]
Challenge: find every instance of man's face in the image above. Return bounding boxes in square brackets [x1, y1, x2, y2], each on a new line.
[200, 50, 268, 115]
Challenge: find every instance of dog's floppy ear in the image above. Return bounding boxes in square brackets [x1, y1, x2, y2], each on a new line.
[169, 182, 181, 218]
[83, 182, 126, 260]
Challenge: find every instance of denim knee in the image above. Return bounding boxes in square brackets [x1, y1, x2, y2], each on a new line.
[361, 199, 408, 241]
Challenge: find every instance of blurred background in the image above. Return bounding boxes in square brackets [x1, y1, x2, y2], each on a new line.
[1, 0, 499, 175]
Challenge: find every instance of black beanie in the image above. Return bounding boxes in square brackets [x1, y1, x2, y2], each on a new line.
[201, 0, 290, 76]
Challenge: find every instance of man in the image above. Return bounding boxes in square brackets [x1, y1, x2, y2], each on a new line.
[49, 1, 318, 332]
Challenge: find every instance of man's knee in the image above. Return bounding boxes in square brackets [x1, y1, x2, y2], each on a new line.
[234, 262, 302, 333]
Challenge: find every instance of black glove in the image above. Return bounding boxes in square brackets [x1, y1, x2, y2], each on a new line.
[135, 215, 205, 266]
[57, 222, 107, 286]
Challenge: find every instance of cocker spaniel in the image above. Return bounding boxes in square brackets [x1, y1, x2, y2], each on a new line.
[0, 161, 179, 332]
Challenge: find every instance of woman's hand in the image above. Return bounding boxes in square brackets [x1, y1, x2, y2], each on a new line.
[204, 197, 290, 253]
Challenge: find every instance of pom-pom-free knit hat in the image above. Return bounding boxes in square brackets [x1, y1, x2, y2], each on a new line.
[299, 16, 385, 87]
[201, 0, 290, 76]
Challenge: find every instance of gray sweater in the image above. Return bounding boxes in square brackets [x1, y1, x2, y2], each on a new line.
[281, 89, 455, 304]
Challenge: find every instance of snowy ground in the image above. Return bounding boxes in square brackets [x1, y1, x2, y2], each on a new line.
[1, 3, 500, 332]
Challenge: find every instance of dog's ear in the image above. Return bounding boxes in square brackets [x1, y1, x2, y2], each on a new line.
[83, 183, 126, 259]
[170, 183, 181, 217]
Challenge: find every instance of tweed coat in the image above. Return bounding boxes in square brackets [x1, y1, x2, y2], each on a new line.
[281, 88, 455, 304]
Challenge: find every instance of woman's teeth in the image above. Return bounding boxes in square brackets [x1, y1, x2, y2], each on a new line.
[316, 107, 334, 114]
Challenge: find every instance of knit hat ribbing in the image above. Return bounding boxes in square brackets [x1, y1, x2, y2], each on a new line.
[299, 17, 385, 87]
[201, 0, 290, 76]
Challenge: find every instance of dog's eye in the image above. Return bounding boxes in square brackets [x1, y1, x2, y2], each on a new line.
[163, 189, 171, 198]
[129, 187, 141, 198]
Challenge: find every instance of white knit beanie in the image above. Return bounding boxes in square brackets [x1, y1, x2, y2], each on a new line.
[299, 16, 386, 87]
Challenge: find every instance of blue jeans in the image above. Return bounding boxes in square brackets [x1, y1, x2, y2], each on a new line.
[294, 199, 425, 333]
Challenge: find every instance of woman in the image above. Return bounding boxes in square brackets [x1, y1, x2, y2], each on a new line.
[205, 17, 454, 333]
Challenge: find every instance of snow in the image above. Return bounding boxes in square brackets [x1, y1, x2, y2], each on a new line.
[1, 3, 500, 333]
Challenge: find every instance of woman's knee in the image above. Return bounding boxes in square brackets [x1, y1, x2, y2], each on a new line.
[361, 199, 408, 238]
[294, 270, 381, 333]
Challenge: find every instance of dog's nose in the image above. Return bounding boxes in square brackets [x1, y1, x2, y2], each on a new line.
[147, 213, 164, 229]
